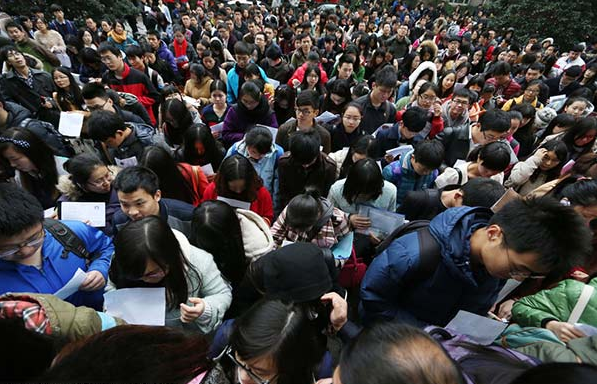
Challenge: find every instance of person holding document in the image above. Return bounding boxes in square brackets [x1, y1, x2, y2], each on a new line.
[201, 155, 274, 224]
[108, 216, 231, 334]
[0, 183, 113, 310]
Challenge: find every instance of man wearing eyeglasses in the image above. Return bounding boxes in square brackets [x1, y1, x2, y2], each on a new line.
[81, 82, 146, 125]
[0, 184, 113, 311]
[435, 96, 515, 167]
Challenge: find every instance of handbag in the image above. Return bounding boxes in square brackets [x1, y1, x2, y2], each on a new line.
[338, 247, 367, 289]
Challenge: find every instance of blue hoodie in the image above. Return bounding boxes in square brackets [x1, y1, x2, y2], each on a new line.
[0, 221, 114, 310]
[360, 206, 503, 327]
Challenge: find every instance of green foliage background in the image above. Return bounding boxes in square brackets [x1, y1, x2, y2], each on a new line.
[484, 0, 596, 51]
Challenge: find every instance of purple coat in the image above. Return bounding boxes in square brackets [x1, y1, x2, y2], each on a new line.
[222, 97, 278, 147]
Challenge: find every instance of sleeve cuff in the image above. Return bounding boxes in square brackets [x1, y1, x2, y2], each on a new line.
[541, 318, 558, 328]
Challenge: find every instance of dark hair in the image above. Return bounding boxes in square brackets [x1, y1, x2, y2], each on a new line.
[234, 41, 251, 56]
[374, 66, 398, 88]
[561, 97, 590, 115]
[322, 79, 351, 114]
[561, 179, 597, 208]
[289, 131, 321, 165]
[537, 113, 576, 142]
[215, 154, 262, 202]
[239, 81, 262, 103]
[461, 178, 506, 207]
[342, 159, 384, 204]
[452, 87, 475, 103]
[286, 189, 322, 231]
[81, 82, 109, 101]
[492, 61, 511, 76]
[125, 44, 144, 59]
[230, 299, 326, 384]
[467, 141, 511, 172]
[0, 128, 58, 199]
[180, 123, 224, 169]
[510, 363, 597, 384]
[190, 200, 247, 287]
[439, 70, 457, 98]
[86, 110, 126, 141]
[413, 140, 444, 170]
[300, 65, 325, 95]
[417, 81, 440, 98]
[490, 197, 592, 272]
[112, 166, 159, 195]
[340, 135, 377, 178]
[245, 126, 273, 154]
[0, 183, 43, 237]
[295, 89, 320, 109]
[339, 322, 464, 384]
[479, 109, 511, 133]
[561, 117, 597, 152]
[51, 67, 84, 111]
[139, 146, 195, 204]
[97, 42, 121, 57]
[402, 106, 430, 133]
[63, 153, 107, 192]
[210, 79, 227, 94]
[111, 216, 201, 310]
[40, 325, 210, 382]
[529, 140, 568, 182]
[160, 98, 193, 146]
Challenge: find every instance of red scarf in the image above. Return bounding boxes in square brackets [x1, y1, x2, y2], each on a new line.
[173, 38, 188, 63]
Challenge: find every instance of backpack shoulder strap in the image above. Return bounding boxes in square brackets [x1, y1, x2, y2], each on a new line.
[43, 219, 91, 260]
[567, 284, 595, 324]
[414, 226, 442, 281]
[455, 167, 463, 185]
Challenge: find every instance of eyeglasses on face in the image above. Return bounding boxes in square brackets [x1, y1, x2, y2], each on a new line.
[0, 229, 45, 259]
[224, 346, 272, 384]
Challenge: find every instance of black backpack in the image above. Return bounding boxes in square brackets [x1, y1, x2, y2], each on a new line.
[375, 221, 442, 285]
[43, 219, 96, 261]
[19, 118, 75, 158]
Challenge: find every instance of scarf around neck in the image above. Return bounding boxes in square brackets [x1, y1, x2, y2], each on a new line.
[173, 38, 188, 60]
[108, 30, 127, 44]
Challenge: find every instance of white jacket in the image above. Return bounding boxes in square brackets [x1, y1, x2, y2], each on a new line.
[237, 209, 274, 260]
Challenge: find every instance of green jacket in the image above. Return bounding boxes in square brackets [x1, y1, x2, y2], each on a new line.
[511, 278, 597, 328]
[0, 293, 126, 341]
[516, 335, 597, 364]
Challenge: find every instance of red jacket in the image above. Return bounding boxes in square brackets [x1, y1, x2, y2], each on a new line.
[177, 162, 209, 207]
[287, 62, 329, 87]
[396, 108, 444, 139]
[102, 63, 160, 125]
[201, 183, 273, 224]
[486, 77, 522, 101]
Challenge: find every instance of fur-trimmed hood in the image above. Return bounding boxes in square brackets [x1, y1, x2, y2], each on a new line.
[57, 166, 120, 200]
[237, 209, 274, 260]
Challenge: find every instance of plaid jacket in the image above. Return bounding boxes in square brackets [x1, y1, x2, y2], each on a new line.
[382, 151, 438, 207]
[271, 205, 350, 249]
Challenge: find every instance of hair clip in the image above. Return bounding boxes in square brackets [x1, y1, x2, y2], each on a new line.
[0, 137, 30, 148]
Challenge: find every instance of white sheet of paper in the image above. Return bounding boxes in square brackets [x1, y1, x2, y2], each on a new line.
[217, 196, 251, 210]
[315, 111, 340, 124]
[104, 287, 166, 326]
[115, 156, 138, 168]
[54, 156, 69, 176]
[44, 207, 56, 218]
[281, 239, 294, 247]
[575, 323, 597, 337]
[495, 279, 522, 304]
[183, 95, 201, 108]
[269, 78, 280, 89]
[446, 310, 508, 345]
[54, 268, 87, 299]
[61, 202, 106, 227]
[201, 163, 215, 176]
[58, 112, 84, 137]
[210, 122, 224, 133]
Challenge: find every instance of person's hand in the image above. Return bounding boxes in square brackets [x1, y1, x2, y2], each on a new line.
[546, 320, 587, 343]
[206, 174, 216, 183]
[349, 214, 371, 229]
[432, 99, 442, 117]
[533, 148, 548, 162]
[321, 292, 348, 332]
[292, 79, 300, 88]
[211, 131, 221, 139]
[497, 299, 516, 321]
[180, 297, 206, 323]
[315, 379, 333, 384]
[80, 270, 106, 291]
[571, 270, 590, 282]
[369, 232, 382, 245]
[384, 153, 396, 164]
[183, 63, 189, 69]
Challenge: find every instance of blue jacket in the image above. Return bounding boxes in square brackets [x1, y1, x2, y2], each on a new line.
[156, 41, 179, 75]
[226, 140, 284, 211]
[0, 221, 114, 310]
[112, 198, 195, 237]
[226, 63, 268, 104]
[382, 150, 438, 207]
[360, 207, 502, 327]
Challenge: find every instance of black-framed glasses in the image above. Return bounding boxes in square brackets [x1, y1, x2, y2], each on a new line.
[87, 98, 109, 111]
[503, 235, 545, 279]
[223, 346, 273, 384]
[0, 229, 45, 259]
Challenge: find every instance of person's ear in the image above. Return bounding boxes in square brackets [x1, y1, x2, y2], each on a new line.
[154, 189, 162, 202]
[453, 190, 464, 205]
[485, 224, 503, 242]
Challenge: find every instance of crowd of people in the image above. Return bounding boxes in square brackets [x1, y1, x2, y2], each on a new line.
[1, 0, 597, 382]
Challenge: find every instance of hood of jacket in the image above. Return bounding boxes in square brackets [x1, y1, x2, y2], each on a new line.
[408, 61, 438, 90]
[237, 209, 275, 259]
[57, 166, 120, 200]
[441, 99, 470, 128]
[235, 139, 278, 158]
[428, 206, 494, 287]
[315, 197, 334, 230]
[4, 101, 32, 128]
